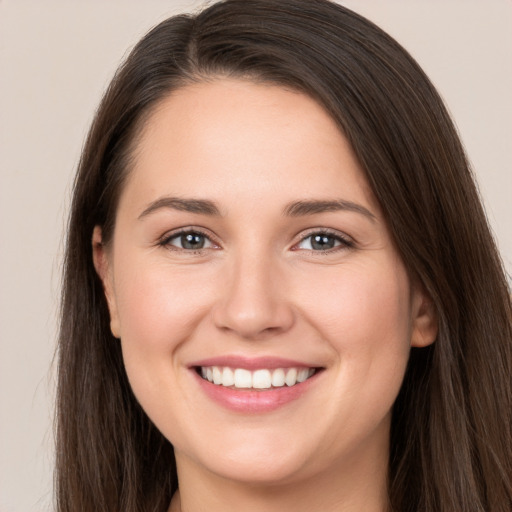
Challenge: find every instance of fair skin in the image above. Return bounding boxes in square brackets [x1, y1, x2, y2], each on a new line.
[93, 79, 437, 512]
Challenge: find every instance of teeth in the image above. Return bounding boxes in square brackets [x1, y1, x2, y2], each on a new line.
[271, 368, 285, 387]
[297, 368, 309, 383]
[212, 366, 222, 385]
[234, 369, 252, 388]
[222, 367, 234, 387]
[253, 369, 272, 389]
[200, 366, 315, 389]
[285, 368, 297, 386]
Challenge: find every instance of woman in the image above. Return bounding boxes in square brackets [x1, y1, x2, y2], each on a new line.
[56, 0, 512, 511]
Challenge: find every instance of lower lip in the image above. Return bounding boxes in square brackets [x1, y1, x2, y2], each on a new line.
[193, 370, 320, 413]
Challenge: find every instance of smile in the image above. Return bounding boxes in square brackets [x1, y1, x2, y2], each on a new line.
[199, 366, 316, 389]
[191, 356, 323, 412]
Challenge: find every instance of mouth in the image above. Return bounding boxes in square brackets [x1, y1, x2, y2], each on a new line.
[190, 356, 324, 412]
[196, 366, 318, 390]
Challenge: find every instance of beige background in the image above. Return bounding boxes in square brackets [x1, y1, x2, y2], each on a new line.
[0, 1, 510, 510]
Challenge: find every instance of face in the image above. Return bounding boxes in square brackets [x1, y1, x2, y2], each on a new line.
[94, 79, 436, 487]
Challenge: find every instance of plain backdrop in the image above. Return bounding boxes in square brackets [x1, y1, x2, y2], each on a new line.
[0, 1, 510, 511]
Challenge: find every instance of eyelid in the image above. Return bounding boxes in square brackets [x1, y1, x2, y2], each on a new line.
[156, 226, 353, 253]
[291, 228, 354, 251]
[158, 226, 221, 250]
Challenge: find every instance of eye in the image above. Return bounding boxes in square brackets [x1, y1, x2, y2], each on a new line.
[295, 231, 352, 251]
[161, 230, 216, 251]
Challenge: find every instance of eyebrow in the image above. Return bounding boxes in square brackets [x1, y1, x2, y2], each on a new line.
[138, 196, 376, 222]
[283, 199, 376, 222]
[138, 197, 221, 219]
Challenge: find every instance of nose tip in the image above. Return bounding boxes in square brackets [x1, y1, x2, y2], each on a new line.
[212, 259, 294, 340]
[216, 302, 293, 339]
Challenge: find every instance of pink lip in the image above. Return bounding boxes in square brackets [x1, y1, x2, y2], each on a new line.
[189, 355, 316, 370]
[189, 356, 323, 413]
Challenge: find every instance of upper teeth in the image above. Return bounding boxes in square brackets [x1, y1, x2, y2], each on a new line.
[200, 366, 315, 389]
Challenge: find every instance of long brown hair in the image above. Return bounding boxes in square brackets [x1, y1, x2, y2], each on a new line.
[56, 1, 512, 510]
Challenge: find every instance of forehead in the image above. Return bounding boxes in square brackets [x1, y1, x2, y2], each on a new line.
[121, 78, 377, 215]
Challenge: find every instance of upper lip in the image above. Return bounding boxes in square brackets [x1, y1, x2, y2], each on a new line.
[189, 355, 321, 371]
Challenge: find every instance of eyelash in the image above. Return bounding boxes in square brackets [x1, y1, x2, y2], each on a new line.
[293, 228, 354, 253]
[158, 228, 219, 253]
[158, 227, 354, 254]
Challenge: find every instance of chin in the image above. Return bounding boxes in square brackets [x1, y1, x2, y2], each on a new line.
[176, 430, 314, 486]
[204, 452, 310, 486]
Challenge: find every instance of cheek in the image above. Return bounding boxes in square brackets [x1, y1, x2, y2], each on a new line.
[112, 259, 219, 434]
[300, 258, 411, 340]
[112, 259, 215, 389]
[115, 261, 209, 342]
[298, 259, 413, 401]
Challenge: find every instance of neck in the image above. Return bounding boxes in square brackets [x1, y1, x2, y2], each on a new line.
[168, 440, 389, 512]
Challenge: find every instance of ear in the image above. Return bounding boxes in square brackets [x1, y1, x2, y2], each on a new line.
[92, 226, 121, 338]
[410, 281, 438, 347]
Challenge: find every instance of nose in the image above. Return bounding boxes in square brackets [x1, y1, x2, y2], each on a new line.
[212, 251, 295, 340]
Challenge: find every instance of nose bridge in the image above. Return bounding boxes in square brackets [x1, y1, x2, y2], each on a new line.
[213, 243, 294, 339]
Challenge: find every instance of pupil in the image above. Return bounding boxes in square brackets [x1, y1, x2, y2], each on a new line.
[182, 233, 204, 249]
[311, 234, 335, 250]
